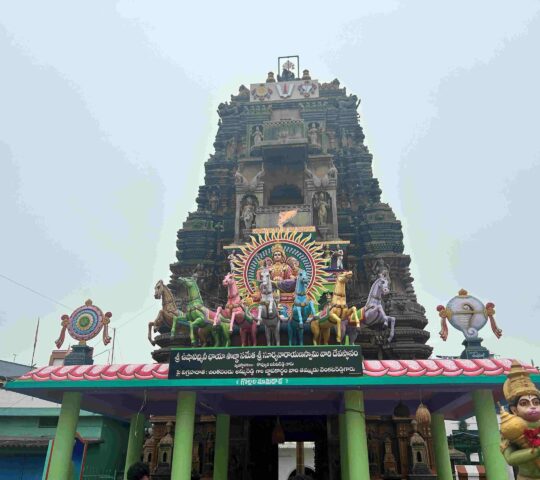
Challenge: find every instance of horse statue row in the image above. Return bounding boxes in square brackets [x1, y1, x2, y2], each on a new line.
[148, 278, 230, 347]
[148, 271, 395, 347]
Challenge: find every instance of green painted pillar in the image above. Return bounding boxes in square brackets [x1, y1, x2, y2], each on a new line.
[338, 414, 350, 480]
[473, 389, 508, 480]
[124, 413, 146, 479]
[213, 414, 230, 480]
[344, 390, 369, 480]
[171, 391, 196, 480]
[431, 413, 453, 480]
[47, 391, 81, 480]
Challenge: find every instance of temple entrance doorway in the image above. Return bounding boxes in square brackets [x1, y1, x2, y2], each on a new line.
[232, 415, 338, 480]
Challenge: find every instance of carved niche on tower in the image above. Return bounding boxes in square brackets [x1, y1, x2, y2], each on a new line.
[313, 191, 331, 226]
[239, 195, 258, 238]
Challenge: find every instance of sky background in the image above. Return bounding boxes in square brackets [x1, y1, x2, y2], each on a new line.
[1, 1, 540, 367]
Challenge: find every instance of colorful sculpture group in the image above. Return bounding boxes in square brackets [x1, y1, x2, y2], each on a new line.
[148, 235, 396, 348]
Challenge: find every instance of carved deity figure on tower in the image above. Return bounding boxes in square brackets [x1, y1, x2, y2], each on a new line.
[252, 126, 263, 147]
[208, 190, 219, 212]
[308, 122, 320, 146]
[192, 263, 206, 290]
[226, 137, 237, 160]
[313, 191, 329, 225]
[327, 160, 338, 180]
[371, 256, 391, 283]
[500, 360, 540, 479]
[240, 197, 257, 230]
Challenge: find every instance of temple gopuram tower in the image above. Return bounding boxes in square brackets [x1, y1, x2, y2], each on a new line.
[169, 58, 432, 359]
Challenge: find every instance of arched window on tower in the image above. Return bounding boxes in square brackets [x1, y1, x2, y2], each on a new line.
[268, 184, 303, 205]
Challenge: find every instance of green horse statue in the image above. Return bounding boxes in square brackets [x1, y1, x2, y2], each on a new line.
[172, 276, 231, 347]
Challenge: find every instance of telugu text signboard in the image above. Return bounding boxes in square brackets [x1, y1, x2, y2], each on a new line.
[168, 346, 362, 387]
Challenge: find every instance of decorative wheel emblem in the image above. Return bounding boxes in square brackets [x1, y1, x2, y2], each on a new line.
[55, 299, 112, 348]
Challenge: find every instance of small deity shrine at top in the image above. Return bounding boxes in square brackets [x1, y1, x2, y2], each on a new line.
[170, 57, 431, 359]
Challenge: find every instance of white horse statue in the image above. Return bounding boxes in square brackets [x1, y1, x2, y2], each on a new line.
[257, 268, 280, 346]
[359, 273, 396, 342]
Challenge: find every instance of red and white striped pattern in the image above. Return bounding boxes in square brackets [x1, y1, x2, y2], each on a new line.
[455, 465, 485, 479]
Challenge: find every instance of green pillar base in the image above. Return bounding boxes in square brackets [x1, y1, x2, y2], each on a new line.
[171, 391, 196, 480]
[213, 414, 230, 480]
[47, 391, 82, 480]
[339, 414, 350, 480]
[473, 389, 508, 480]
[431, 413, 453, 480]
[124, 413, 146, 480]
[344, 390, 370, 480]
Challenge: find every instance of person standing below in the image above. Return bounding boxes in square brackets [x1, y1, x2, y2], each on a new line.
[126, 462, 150, 480]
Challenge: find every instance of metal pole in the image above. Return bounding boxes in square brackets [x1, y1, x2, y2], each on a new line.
[111, 327, 116, 364]
[296, 441, 305, 475]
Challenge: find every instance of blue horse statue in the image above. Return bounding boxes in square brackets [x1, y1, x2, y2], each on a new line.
[289, 269, 316, 346]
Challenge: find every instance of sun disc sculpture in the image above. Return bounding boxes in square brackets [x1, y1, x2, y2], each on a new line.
[231, 229, 328, 306]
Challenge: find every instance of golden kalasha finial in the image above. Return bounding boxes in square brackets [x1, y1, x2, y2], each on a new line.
[415, 402, 431, 426]
[503, 360, 540, 403]
[458, 288, 468, 296]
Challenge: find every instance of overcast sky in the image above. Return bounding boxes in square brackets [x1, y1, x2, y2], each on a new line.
[1, 1, 539, 367]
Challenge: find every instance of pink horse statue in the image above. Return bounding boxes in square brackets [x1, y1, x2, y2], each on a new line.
[215, 273, 257, 346]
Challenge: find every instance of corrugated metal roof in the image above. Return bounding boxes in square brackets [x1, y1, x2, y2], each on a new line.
[0, 360, 33, 380]
[0, 436, 102, 448]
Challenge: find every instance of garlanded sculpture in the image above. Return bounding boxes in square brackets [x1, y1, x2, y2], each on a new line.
[256, 268, 280, 346]
[215, 273, 257, 347]
[148, 280, 180, 346]
[499, 360, 540, 478]
[56, 299, 112, 349]
[310, 271, 356, 345]
[288, 270, 316, 346]
[359, 273, 396, 342]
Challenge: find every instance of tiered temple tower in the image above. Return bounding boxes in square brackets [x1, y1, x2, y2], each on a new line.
[169, 62, 432, 360]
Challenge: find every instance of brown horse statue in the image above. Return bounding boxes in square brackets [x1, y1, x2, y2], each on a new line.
[311, 271, 358, 345]
[148, 279, 180, 346]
